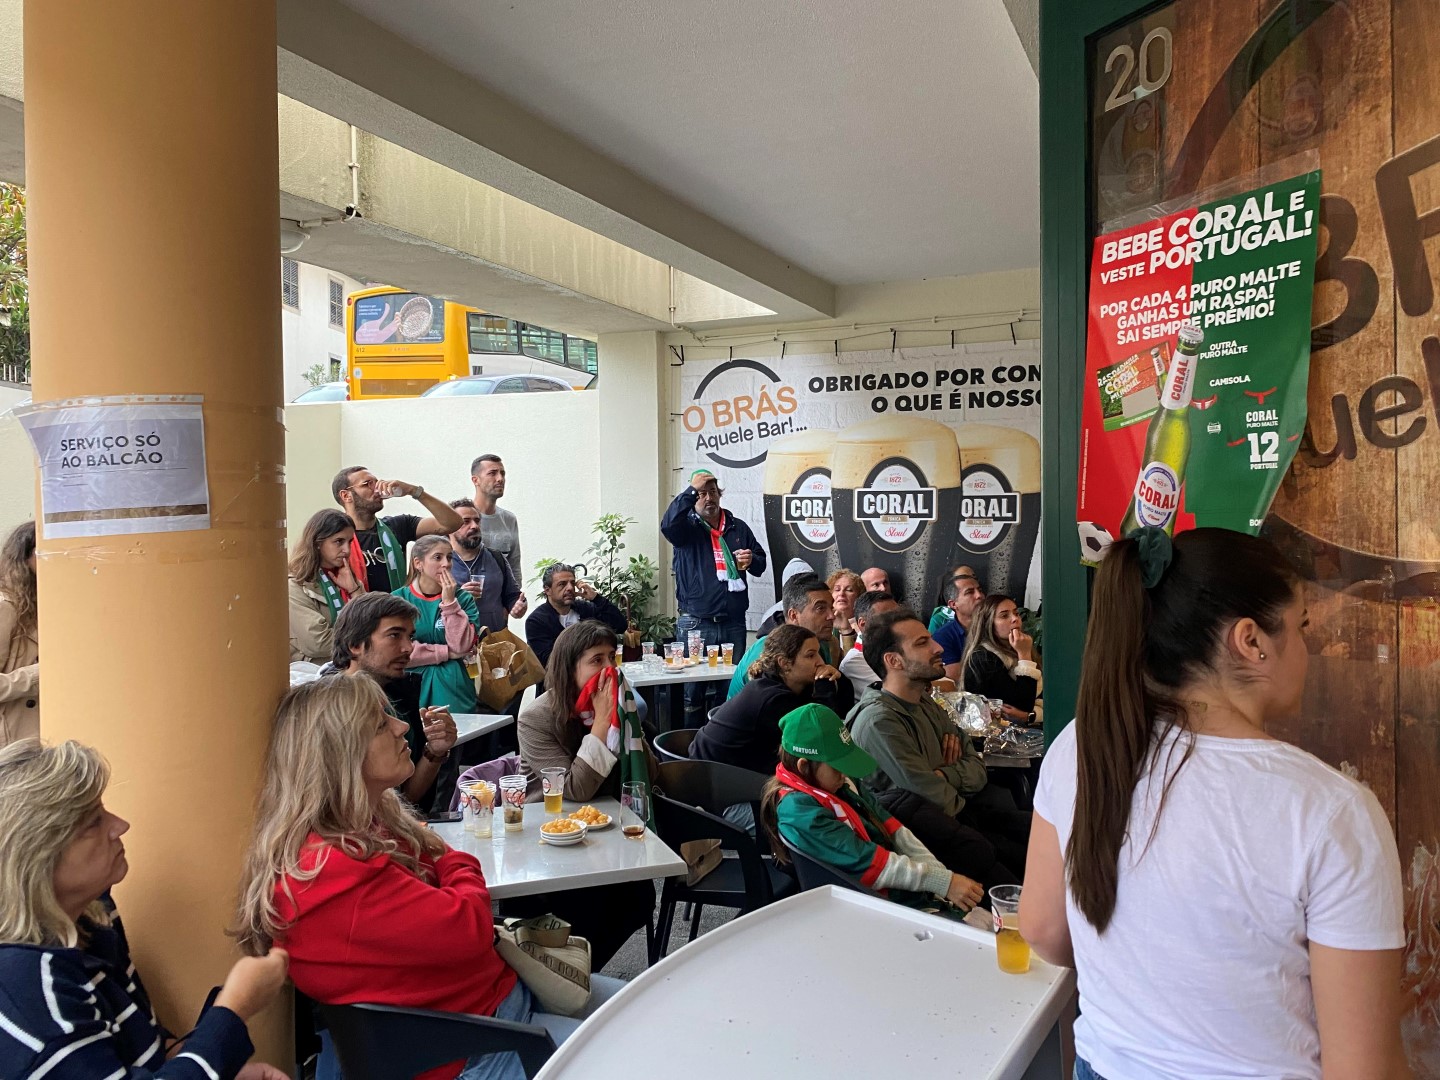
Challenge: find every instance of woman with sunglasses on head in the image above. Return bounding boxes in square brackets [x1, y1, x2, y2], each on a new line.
[1020, 528, 1407, 1080]
[0, 739, 289, 1079]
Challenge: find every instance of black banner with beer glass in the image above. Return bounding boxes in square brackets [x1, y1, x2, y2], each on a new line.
[676, 345, 1043, 628]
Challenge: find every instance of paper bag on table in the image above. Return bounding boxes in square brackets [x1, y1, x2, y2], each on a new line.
[476, 628, 545, 711]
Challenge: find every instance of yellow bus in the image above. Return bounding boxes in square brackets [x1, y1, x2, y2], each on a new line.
[346, 286, 597, 400]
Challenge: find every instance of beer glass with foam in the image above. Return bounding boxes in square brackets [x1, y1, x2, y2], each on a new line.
[952, 424, 1042, 606]
[831, 416, 963, 609]
[763, 428, 841, 601]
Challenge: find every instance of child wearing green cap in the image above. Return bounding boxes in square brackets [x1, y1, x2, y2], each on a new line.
[759, 703, 984, 914]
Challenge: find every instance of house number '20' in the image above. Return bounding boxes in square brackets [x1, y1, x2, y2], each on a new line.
[1104, 28, 1174, 112]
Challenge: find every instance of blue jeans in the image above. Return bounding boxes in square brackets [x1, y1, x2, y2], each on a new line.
[1074, 1059, 1106, 1080]
[676, 613, 746, 726]
[314, 975, 627, 1080]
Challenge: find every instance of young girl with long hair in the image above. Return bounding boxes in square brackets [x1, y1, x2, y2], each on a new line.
[1020, 528, 1407, 1079]
[235, 677, 620, 1080]
[288, 509, 364, 665]
[394, 535, 481, 714]
[959, 593, 1040, 723]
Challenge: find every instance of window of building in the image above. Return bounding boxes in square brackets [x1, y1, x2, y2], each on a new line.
[329, 278, 344, 328]
[329, 355, 343, 381]
[281, 258, 300, 310]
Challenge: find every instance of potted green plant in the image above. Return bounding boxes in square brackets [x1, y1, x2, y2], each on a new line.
[534, 514, 676, 657]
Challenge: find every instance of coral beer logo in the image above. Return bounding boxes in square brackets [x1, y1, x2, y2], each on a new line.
[681, 359, 800, 469]
[781, 468, 834, 550]
[853, 458, 937, 552]
[957, 465, 1022, 553]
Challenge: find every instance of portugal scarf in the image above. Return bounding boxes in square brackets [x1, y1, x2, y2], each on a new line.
[708, 511, 746, 592]
[348, 517, 405, 591]
[315, 569, 352, 625]
[775, 762, 871, 842]
[576, 666, 653, 826]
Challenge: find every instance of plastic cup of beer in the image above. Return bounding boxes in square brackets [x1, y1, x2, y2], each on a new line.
[499, 774, 528, 833]
[990, 884, 1030, 974]
[721, 642, 734, 665]
[461, 780, 494, 838]
[706, 645, 720, 667]
[642, 640, 655, 663]
[541, 768, 566, 814]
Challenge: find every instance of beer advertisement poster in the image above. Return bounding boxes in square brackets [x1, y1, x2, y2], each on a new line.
[1076, 169, 1321, 561]
[676, 343, 1042, 628]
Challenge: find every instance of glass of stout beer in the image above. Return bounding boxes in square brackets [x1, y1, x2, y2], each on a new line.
[831, 416, 964, 610]
[763, 428, 842, 602]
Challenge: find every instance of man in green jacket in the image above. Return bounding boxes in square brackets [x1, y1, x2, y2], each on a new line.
[847, 608, 1027, 885]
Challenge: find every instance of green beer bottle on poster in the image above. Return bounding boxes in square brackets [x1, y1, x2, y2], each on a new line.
[1120, 322, 1204, 536]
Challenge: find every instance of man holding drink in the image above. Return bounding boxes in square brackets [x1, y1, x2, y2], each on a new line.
[661, 469, 767, 727]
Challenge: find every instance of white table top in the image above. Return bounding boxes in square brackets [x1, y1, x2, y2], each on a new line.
[431, 797, 686, 899]
[451, 712, 513, 746]
[536, 887, 1076, 1080]
[621, 660, 738, 688]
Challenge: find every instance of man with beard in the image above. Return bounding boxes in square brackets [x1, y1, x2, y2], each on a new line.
[332, 466, 462, 596]
[525, 562, 628, 672]
[448, 497, 524, 636]
[661, 469, 767, 726]
[469, 454, 526, 617]
[329, 592, 459, 812]
[847, 608, 1028, 888]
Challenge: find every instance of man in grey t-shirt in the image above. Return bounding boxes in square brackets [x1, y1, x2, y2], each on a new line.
[470, 453, 527, 616]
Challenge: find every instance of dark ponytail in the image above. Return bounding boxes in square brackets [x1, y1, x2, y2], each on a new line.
[1068, 527, 1298, 932]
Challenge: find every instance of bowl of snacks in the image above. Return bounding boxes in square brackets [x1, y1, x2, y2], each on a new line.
[568, 805, 612, 830]
[539, 817, 589, 846]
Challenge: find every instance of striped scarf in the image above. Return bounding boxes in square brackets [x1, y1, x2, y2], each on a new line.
[708, 512, 745, 592]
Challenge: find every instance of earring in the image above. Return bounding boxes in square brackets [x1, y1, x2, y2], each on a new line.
[1258, 651, 1267, 660]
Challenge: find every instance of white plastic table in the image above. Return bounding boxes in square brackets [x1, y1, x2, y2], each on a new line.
[431, 797, 686, 899]
[620, 661, 737, 730]
[451, 712, 514, 747]
[536, 887, 1076, 1080]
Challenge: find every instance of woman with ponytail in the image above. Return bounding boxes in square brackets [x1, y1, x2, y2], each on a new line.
[1020, 527, 1407, 1080]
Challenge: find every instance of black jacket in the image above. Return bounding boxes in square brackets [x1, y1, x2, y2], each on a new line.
[691, 674, 850, 775]
[660, 488, 767, 621]
[525, 593, 629, 671]
[963, 648, 1038, 712]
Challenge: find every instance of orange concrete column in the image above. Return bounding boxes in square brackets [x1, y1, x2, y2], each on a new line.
[25, 0, 289, 1065]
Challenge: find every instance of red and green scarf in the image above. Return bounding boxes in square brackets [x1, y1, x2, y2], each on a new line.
[775, 762, 871, 841]
[707, 511, 746, 592]
[576, 666, 653, 826]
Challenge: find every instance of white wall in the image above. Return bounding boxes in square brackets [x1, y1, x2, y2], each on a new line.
[284, 392, 603, 601]
[281, 260, 367, 402]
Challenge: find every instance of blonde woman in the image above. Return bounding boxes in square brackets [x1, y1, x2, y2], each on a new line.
[827, 568, 864, 653]
[235, 677, 620, 1080]
[0, 739, 289, 1079]
[0, 522, 38, 747]
[288, 509, 364, 664]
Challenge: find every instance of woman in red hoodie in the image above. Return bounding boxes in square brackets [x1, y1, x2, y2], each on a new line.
[234, 676, 622, 1080]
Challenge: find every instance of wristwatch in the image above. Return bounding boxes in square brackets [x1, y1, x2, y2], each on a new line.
[412, 484, 426, 500]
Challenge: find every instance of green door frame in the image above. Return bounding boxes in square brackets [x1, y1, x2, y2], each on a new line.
[1038, 0, 1160, 739]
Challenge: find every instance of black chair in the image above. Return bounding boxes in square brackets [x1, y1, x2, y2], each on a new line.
[317, 1001, 556, 1080]
[652, 727, 698, 762]
[779, 836, 876, 895]
[649, 760, 798, 963]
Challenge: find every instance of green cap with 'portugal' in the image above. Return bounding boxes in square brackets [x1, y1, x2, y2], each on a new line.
[778, 703, 877, 779]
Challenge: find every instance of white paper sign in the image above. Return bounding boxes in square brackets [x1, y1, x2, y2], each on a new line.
[16, 396, 210, 538]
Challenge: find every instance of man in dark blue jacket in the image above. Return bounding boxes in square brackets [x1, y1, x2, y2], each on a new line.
[526, 562, 629, 675]
[661, 469, 767, 725]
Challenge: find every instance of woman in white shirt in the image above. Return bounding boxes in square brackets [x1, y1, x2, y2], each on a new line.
[1021, 526, 1408, 1080]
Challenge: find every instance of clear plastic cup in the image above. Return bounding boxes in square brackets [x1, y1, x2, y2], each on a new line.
[721, 642, 734, 665]
[461, 780, 494, 839]
[541, 768, 566, 814]
[990, 884, 1030, 973]
[707, 645, 720, 667]
[499, 774, 528, 833]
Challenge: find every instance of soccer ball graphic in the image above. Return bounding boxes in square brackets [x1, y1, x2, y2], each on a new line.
[1077, 521, 1115, 564]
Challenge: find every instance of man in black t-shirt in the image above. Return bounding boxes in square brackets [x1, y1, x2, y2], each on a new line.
[332, 466, 464, 594]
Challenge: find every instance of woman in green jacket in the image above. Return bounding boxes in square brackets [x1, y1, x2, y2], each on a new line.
[394, 535, 482, 713]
